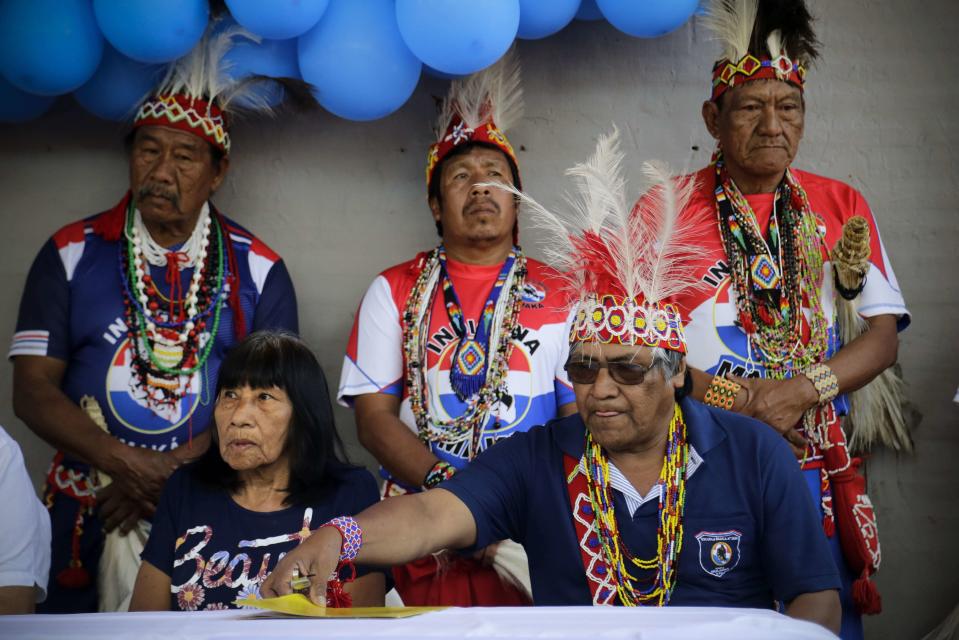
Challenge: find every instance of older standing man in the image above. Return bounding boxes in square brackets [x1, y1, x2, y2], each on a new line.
[338, 53, 576, 606]
[662, 1, 910, 638]
[9, 27, 300, 613]
[271, 129, 841, 635]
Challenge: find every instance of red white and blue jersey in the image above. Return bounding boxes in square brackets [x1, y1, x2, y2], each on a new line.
[338, 253, 575, 483]
[9, 201, 298, 456]
[670, 167, 909, 415]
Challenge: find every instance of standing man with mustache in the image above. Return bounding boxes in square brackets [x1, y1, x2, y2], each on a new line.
[662, 2, 909, 637]
[9, 27, 299, 614]
[338, 53, 576, 607]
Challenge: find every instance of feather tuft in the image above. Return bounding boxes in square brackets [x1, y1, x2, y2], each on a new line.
[700, 0, 759, 62]
[478, 126, 704, 309]
[434, 47, 523, 141]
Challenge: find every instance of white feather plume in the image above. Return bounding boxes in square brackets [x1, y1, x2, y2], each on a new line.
[479, 127, 702, 308]
[699, 0, 759, 61]
[766, 29, 784, 58]
[153, 20, 275, 114]
[434, 47, 523, 141]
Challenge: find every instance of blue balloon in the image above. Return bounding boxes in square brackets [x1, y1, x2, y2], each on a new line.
[0, 0, 104, 96]
[596, 0, 698, 37]
[575, 0, 604, 21]
[93, 0, 209, 64]
[0, 75, 57, 123]
[74, 44, 164, 121]
[298, 0, 421, 122]
[226, 0, 329, 40]
[396, 0, 520, 76]
[517, 0, 579, 39]
[222, 37, 301, 108]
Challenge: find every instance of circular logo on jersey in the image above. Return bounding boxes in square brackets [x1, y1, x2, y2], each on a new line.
[521, 280, 547, 305]
[710, 541, 733, 566]
[427, 336, 534, 436]
[105, 338, 201, 435]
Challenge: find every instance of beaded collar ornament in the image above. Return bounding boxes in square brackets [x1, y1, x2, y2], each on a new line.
[700, 0, 820, 102]
[584, 403, 689, 606]
[426, 49, 523, 194]
[402, 246, 527, 460]
[119, 199, 228, 410]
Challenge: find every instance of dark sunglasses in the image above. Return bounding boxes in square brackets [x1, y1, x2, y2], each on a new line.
[564, 360, 652, 385]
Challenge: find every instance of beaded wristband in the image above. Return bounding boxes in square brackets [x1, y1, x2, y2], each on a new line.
[703, 375, 741, 410]
[423, 460, 457, 489]
[803, 363, 839, 405]
[320, 516, 363, 562]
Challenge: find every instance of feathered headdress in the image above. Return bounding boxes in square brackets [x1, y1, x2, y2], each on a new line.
[425, 49, 524, 193]
[485, 127, 701, 352]
[701, 0, 820, 101]
[133, 20, 314, 155]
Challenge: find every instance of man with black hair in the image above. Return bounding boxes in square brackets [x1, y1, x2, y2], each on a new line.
[9, 27, 299, 613]
[662, 1, 909, 637]
[338, 53, 576, 606]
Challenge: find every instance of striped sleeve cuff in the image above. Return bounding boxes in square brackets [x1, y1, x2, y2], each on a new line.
[8, 330, 50, 358]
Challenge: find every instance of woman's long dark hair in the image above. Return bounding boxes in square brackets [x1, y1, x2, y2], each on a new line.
[192, 330, 353, 506]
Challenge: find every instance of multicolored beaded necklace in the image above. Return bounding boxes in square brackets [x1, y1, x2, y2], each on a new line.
[713, 154, 829, 379]
[439, 247, 516, 401]
[118, 200, 228, 410]
[402, 246, 527, 459]
[583, 403, 689, 606]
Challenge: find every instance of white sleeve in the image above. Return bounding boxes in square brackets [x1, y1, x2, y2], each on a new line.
[337, 275, 404, 407]
[0, 428, 52, 602]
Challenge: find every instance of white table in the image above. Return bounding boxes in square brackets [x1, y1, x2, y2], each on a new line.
[0, 606, 837, 639]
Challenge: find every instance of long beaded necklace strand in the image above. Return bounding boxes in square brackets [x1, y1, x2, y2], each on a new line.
[439, 247, 517, 402]
[714, 156, 829, 378]
[402, 246, 527, 459]
[583, 403, 689, 606]
[119, 201, 228, 409]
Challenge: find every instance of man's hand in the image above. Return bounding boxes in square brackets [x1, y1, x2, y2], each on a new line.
[97, 483, 154, 534]
[729, 374, 818, 457]
[102, 445, 180, 506]
[261, 526, 343, 606]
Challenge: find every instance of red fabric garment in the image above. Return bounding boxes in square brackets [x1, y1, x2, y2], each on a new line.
[393, 554, 530, 607]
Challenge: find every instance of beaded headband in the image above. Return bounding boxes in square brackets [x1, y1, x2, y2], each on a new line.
[710, 52, 805, 101]
[427, 49, 523, 193]
[134, 94, 230, 154]
[426, 116, 518, 191]
[572, 295, 687, 353]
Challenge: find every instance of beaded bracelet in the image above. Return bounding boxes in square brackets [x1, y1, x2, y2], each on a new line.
[423, 460, 457, 489]
[320, 516, 363, 562]
[802, 363, 839, 405]
[703, 375, 741, 411]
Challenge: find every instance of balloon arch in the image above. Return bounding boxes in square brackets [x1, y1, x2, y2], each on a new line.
[0, 0, 699, 124]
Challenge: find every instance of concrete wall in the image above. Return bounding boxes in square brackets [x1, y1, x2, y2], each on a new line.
[1, 0, 956, 636]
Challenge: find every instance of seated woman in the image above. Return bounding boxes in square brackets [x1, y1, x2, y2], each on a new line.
[130, 331, 386, 611]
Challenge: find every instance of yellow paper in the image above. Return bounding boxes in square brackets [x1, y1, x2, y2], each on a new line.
[235, 594, 446, 618]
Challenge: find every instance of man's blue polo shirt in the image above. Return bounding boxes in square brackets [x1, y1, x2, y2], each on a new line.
[441, 397, 840, 607]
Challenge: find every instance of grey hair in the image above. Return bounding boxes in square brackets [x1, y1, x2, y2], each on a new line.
[651, 347, 684, 380]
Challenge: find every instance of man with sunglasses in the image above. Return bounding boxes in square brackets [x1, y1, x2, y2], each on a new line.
[266, 131, 841, 633]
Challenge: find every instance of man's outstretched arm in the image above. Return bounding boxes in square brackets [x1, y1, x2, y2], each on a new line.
[261, 487, 476, 605]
